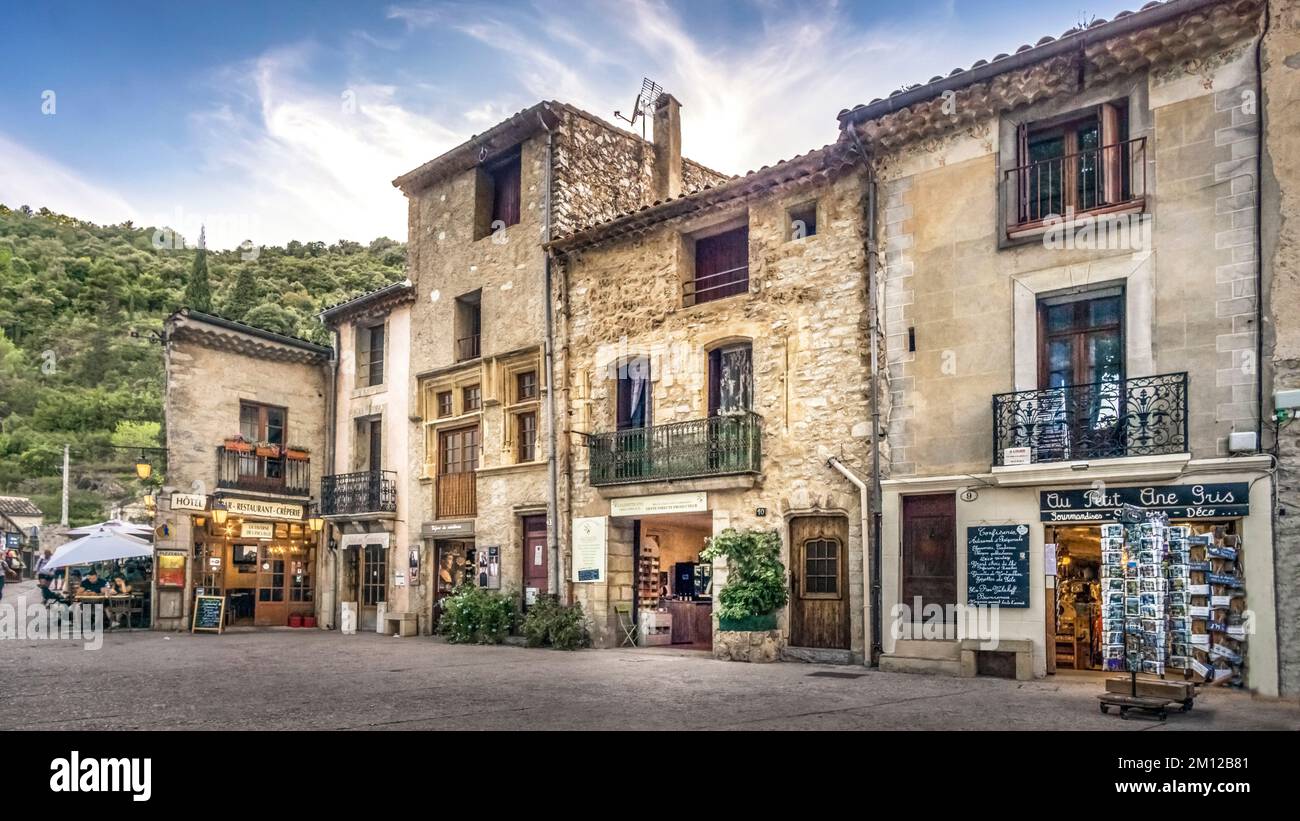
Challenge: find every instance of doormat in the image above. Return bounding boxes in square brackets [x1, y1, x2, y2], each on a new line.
[806, 671, 868, 679]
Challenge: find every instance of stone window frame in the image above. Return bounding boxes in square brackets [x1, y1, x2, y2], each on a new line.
[786, 198, 820, 242]
[996, 77, 1151, 250]
[678, 210, 751, 309]
[419, 370, 485, 477]
[498, 351, 545, 465]
[353, 319, 387, 391]
[473, 145, 523, 242]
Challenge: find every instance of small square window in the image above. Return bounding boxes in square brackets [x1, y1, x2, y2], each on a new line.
[788, 201, 817, 240]
[436, 391, 452, 418]
[517, 371, 538, 402]
[463, 384, 481, 412]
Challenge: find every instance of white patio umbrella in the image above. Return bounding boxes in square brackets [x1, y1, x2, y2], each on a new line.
[44, 527, 153, 571]
[63, 519, 154, 539]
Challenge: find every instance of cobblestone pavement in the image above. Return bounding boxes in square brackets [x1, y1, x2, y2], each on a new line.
[1, 607, 1297, 731]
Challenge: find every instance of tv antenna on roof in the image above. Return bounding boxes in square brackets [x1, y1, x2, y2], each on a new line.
[614, 77, 662, 139]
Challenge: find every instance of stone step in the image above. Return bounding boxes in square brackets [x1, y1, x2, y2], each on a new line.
[888, 639, 961, 661]
[878, 655, 962, 677]
[781, 646, 855, 665]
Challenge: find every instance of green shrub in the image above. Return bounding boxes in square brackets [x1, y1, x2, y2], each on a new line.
[521, 595, 592, 650]
[699, 528, 789, 621]
[438, 585, 518, 644]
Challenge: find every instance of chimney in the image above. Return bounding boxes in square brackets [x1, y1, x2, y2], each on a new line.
[652, 93, 682, 201]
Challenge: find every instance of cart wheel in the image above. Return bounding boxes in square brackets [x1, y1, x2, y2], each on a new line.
[1100, 703, 1110, 714]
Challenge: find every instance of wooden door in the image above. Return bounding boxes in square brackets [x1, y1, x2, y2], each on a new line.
[522, 515, 547, 602]
[901, 494, 957, 624]
[789, 515, 850, 649]
[254, 544, 287, 626]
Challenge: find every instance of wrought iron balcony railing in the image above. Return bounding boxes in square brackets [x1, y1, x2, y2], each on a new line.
[585, 412, 762, 486]
[217, 446, 311, 496]
[992, 372, 1188, 466]
[320, 470, 397, 516]
[1004, 136, 1146, 230]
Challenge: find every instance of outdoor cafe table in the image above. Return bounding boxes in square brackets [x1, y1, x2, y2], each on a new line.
[72, 593, 145, 630]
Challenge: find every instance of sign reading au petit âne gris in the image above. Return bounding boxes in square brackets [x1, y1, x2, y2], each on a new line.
[1039, 483, 1249, 522]
[966, 525, 1030, 607]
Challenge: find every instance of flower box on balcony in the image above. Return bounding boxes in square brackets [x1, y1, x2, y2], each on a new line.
[223, 437, 253, 454]
[284, 446, 310, 461]
[255, 443, 281, 458]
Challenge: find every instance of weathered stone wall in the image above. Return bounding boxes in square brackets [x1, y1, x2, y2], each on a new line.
[1262, 0, 1300, 697]
[556, 168, 872, 655]
[879, 43, 1263, 479]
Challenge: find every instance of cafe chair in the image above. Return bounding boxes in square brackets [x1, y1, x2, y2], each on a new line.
[615, 602, 637, 648]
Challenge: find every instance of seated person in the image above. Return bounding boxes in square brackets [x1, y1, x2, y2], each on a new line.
[77, 569, 109, 595]
[109, 573, 132, 595]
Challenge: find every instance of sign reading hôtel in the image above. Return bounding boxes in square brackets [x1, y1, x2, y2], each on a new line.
[1040, 483, 1249, 522]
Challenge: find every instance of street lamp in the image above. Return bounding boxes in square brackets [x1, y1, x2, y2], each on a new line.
[211, 502, 228, 526]
[135, 459, 153, 481]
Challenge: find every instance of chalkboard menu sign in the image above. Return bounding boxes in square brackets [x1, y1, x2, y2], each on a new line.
[966, 525, 1030, 608]
[191, 594, 226, 633]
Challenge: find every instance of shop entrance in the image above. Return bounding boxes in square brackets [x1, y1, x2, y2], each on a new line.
[358, 542, 386, 632]
[191, 516, 316, 628]
[631, 513, 713, 650]
[789, 515, 850, 650]
[1046, 520, 1239, 673]
[522, 515, 547, 604]
[433, 539, 475, 629]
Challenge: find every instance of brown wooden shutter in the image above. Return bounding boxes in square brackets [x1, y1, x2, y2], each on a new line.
[1100, 102, 1122, 205]
[1016, 122, 1030, 223]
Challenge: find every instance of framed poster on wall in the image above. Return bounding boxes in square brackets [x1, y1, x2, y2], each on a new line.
[572, 517, 607, 583]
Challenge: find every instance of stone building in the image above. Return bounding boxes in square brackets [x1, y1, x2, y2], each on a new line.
[549, 142, 873, 658]
[317, 281, 416, 633]
[153, 310, 330, 630]
[839, 0, 1282, 694]
[1261, 0, 1300, 698]
[391, 98, 728, 631]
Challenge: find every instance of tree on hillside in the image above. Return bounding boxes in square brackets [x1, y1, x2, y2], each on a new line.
[183, 225, 212, 312]
[224, 264, 257, 319]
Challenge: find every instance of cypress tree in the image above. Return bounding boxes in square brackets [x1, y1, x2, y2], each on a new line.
[183, 225, 212, 312]
[225, 264, 257, 320]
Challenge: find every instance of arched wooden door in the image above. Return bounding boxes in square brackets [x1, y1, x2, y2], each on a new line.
[789, 515, 850, 649]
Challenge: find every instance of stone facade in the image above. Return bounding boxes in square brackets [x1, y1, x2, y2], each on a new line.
[154, 311, 330, 630]
[1262, 0, 1300, 698]
[553, 154, 873, 658]
[398, 101, 729, 630]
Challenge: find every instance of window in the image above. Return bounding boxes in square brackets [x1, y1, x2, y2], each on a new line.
[475, 148, 521, 238]
[708, 343, 753, 416]
[517, 412, 537, 462]
[616, 357, 651, 430]
[455, 291, 482, 361]
[463, 384, 481, 412]
[1038, 288, 1124, 389]
[688, 225, 749, 305]
[1013, 101, 1132, 225]
[240, 402, 286, 445]
[803, 539, 840, 596]
[439, 426, 479, 474]
[356, 323, 384, 388]
[436, 391, 453, 418]
[516, 370, 538, 402]
[289, 558, 313, 602]
[257, 550, 284, 603]
[788, 201, 817, 240]
[361, 543, 386, 606]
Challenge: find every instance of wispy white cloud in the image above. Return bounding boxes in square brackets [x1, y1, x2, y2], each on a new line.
[0, 132, 138, 225]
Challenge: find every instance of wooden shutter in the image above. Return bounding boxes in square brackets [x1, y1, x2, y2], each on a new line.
[1016, 122, 1030, 223]
[1100, 102, 1122, 205]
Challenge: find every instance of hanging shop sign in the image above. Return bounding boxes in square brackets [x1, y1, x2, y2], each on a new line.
[240, 522, 275, 540]
[170, 493, 207, 512]
[572, 516, 607, 583]
[222, 498, 304, 521]
[966, 524, 1030, 607]
[421, 520, 474, 538]
[1039, 483, 1249, 522]
[609, 492, 707, 518]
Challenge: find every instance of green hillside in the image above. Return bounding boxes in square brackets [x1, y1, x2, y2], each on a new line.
[0, 203, 406, 525]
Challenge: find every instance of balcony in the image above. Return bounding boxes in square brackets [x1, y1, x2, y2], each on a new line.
[217, 446, 311, 496]
[436, 472, 476, 519]
[585, 412, 762, 487]
[992, 373, 1188, 467]
[1004, 137, 1146, 235]
[320, 470, 397, 517]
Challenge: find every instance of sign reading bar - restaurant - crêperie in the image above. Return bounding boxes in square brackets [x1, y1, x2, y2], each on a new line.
[1039, 482, 1249, 522]
[191, 595, 226, 634]
[966, 524, 1030, 608]
[222, 498, 304, 521]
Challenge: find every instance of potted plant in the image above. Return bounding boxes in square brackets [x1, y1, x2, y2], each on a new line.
[700, 528, 790, 661]
[284, 444, 310, 461]
[223, 435, 253, 454]
[255, 441, 280, 458]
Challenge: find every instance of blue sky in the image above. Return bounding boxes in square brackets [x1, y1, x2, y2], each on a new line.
[0, 0, 1142, 248]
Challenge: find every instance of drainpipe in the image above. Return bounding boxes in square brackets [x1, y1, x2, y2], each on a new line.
[539, 111, 563, 602]
[828, 457, 876, 665]
[846, 124, 884, 665]
[326, 325, 340, 630]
